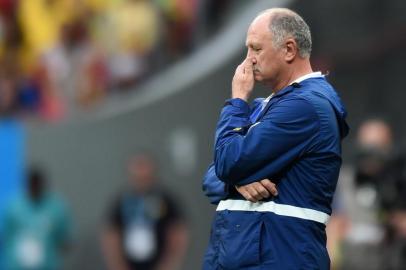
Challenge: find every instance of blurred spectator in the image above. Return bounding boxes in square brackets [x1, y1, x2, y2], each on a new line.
[0, 0, 22, 57]
[101, 153, 188, 270]
[328, 119, 406, 270]
[17, 0, 80, 69]
[36, 14, 108, 116]
[2, 167, 72, 270]
[0, 50, 46, 120]
[0, 73, 18, 117]
[95, 0, 160, 90]
[155, 0, 198, 59]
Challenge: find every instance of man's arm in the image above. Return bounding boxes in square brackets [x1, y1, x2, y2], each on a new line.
[101, 226, 130, 270]
[202, 163, 228, 204]
[155, 221, 188, 270]
[214, 56, 319, 185]
[214, 96, 319, 185]
[101, 197, 130, 270]
[203, 163, 280, 203]
[235, 179, 278, 202]
[55, 199, 72, 253]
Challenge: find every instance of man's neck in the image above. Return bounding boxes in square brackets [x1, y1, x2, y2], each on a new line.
[272, 60, 313, 93]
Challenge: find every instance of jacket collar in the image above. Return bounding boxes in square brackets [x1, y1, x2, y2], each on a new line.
[290, 71, 323, 85]
[272, 71, 324, 98]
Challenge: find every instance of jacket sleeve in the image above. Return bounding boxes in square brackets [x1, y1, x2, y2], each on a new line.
[214, 97, 319, 186]
[202, 163, 228, 205]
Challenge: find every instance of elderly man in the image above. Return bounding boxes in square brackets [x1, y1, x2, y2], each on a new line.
[202, 8, 349, 269]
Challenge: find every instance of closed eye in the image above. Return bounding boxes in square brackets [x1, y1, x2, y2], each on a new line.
[247, 44, 262, 53]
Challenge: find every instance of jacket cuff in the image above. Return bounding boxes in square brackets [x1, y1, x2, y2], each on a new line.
[224, 98, 250, 113]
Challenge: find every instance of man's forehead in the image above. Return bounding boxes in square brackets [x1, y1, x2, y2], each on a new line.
[247, 8, 293, 37]
[246, 21, 271, 45]
[245, 35, 261, 47]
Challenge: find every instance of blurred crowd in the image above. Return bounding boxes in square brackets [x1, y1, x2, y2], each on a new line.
[0, 0, 232, 122]
[327, 119, 406, 270]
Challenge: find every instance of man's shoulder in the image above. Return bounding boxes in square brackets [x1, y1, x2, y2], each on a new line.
[285, 78, 339, 108]
[299, 77, 339, 99]
[273, 89, 317, 110]
[266, 94, 319, 125]
[273, 78, 329, 100]
[294, 77, 331, 93]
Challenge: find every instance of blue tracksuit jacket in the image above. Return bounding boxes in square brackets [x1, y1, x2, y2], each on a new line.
[202, 76, 349, 270]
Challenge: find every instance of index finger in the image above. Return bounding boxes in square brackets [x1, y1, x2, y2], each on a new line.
[241, 59, 253, 75]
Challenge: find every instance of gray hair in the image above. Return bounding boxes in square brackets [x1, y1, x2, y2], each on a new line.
[261, 9, 312, 58]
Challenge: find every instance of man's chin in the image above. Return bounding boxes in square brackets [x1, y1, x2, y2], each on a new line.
[254, 74, 263, 82]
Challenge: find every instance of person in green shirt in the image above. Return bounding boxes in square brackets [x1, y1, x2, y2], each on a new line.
[3, 167, 72, 270]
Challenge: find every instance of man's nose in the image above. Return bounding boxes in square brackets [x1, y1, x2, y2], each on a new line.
[247, 49, 254, 59]
[246, 56, 256, 65]
[247, 52, 257, 63]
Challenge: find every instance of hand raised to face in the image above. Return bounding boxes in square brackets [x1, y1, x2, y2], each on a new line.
[232, 57, 255, 101]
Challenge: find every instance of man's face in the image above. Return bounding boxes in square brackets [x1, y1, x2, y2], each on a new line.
[245, 15, 285, 85]
[128, 156, 156, 192]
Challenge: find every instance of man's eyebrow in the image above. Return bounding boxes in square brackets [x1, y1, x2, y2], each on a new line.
[246, 42, 259, 48]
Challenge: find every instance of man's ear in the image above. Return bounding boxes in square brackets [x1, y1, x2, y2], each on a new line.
[285, 38, 297, 62]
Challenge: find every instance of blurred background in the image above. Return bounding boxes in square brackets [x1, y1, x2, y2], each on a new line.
[0, 0, 405, 269]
